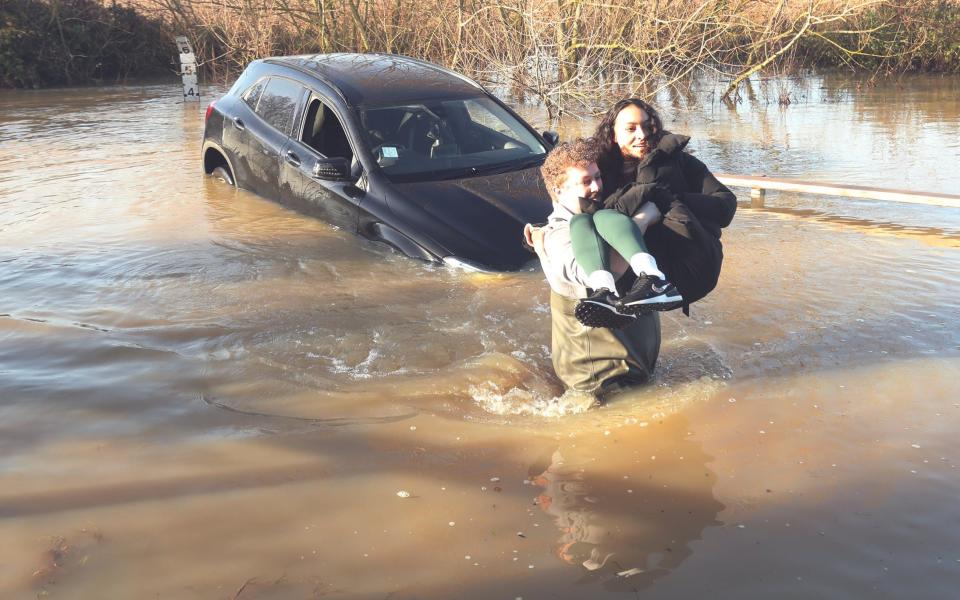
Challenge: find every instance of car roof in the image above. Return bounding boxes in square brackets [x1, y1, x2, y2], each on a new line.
[264, 53, 486, 107]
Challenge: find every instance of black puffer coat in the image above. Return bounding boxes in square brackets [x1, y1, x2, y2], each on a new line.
[600, 133, 737, 308]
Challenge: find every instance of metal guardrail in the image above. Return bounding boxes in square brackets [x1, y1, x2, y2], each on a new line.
[715, 174, 960, 209]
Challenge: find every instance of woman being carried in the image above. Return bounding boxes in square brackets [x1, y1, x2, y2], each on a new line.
[571, 98, 737, 328]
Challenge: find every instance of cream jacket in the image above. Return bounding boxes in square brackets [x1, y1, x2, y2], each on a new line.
[532, 203, 635, 299]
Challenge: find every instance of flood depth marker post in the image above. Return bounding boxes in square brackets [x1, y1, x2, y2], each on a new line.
[175, 36, 200, 101]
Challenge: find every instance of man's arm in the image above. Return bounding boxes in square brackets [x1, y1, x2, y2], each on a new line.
[632, 202, 661, 234]
[539, 223, 591, 291]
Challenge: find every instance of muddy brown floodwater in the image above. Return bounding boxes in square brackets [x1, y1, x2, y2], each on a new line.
[1, 74, 959, 599]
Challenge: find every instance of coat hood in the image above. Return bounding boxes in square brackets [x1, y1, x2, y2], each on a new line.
[654, 131, 690, 156]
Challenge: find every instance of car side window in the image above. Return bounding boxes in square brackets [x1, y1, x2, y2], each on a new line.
[241, 78, 266, 109]
[255, 77, 305, 135]
[300, 97, 354, 163]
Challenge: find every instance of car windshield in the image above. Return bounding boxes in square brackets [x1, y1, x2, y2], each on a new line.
[360, 96, 546, 182]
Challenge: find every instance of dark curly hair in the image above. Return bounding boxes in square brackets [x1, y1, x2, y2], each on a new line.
[593, 98, 664, 189]
[540, 138, 599, 200]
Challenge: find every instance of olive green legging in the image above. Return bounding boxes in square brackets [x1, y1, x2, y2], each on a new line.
[570, 209, 648, 274]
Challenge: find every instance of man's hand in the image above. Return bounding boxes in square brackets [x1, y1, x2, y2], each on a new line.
[523, 223, 546, 256]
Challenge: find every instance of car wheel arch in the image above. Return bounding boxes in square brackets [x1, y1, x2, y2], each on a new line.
[366, 222, 438, 263]
[202, 142, 236, 183]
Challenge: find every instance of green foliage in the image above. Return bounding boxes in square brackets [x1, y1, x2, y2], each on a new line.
[0, 0, 172, 88]
[912, 1, 960, 71]
[798, 0, 960, 73]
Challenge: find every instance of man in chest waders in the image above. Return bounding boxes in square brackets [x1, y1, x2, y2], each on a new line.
[524, 139, 661, 398]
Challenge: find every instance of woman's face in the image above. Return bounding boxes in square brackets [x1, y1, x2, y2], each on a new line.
[613, 104, 655, 160]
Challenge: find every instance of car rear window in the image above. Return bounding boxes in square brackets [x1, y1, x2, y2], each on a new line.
[255, 77, 305, 135]
[241, 78, 266, 108]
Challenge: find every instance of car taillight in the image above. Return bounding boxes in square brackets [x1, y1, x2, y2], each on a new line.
[205, 100, 216, 122]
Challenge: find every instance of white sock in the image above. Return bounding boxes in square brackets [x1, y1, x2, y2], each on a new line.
[586, 270, 618, 295]
[629, 253, 665, 280]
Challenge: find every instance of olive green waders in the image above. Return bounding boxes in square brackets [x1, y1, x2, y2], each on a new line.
[550, 291, 661, 395]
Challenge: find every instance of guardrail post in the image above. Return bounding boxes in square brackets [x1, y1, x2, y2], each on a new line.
[750, 186, 765, 208]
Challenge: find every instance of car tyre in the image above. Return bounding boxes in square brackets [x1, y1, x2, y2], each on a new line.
[211, 165, 235, 186]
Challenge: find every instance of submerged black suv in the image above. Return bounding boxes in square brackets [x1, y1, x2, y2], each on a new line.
[201, 53, 556, 271]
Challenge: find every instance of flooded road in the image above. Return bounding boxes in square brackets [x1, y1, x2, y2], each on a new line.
[1, 75, 959, 599]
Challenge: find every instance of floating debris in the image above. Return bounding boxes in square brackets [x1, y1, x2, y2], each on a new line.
[583, 548, 614, 571]
[911, 444, 921, 449]
[490, 477, 501, 482]
[516, 532, 526, 538]
[396, 490, 411, 498]
[448, 521, 456, 526]
[618, 568, 644, 577]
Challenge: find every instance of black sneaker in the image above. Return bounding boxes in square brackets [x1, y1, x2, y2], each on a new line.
[574, 288, 636, 329]
[618, 274, 683, 315]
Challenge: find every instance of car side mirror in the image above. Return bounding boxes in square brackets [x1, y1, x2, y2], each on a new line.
[542, 130, 559, 147]
[312, 157, 351, 181]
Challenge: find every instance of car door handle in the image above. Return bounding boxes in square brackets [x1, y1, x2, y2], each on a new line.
[233, 117, 245, 131]
[285, 151, 301, 167]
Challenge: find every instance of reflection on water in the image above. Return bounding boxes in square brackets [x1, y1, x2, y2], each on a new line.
[531, 431, 724, 592]
[1, 75, 959, 598]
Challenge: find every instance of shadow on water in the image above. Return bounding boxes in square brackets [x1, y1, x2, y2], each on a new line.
[743, 204, 960, 248]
